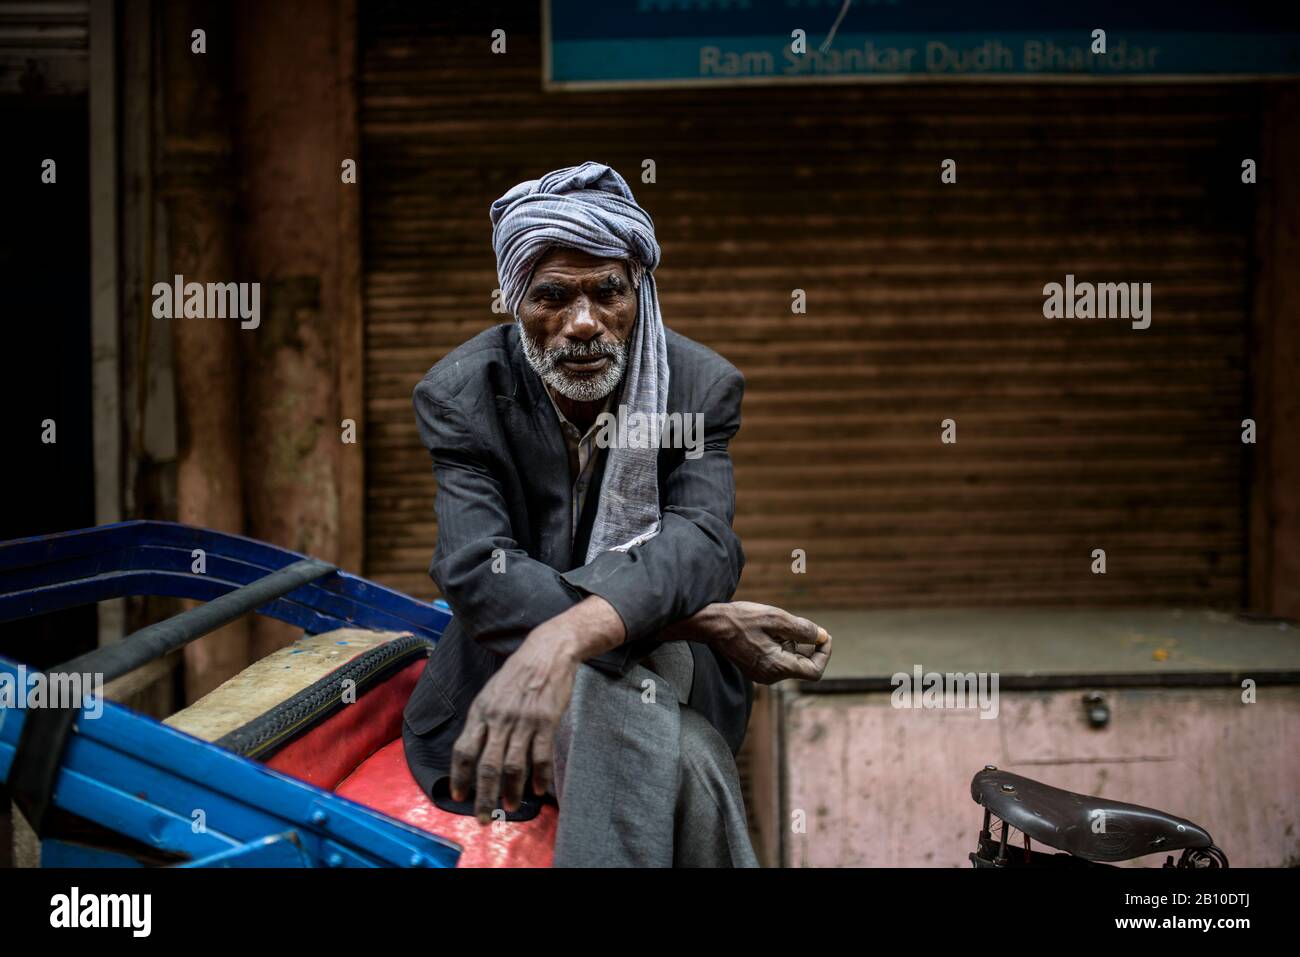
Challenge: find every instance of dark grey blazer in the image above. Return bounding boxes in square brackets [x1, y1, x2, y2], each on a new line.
[401, 322, 752, 814]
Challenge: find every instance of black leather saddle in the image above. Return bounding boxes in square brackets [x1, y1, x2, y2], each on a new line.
[971, 767, 1216, 863]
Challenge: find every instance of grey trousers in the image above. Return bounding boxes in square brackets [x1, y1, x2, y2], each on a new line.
[549, 641, 759, 868]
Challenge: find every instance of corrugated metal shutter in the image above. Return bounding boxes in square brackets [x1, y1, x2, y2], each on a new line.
[361, 8, 1255, 611]
[0, 0, 88, 93]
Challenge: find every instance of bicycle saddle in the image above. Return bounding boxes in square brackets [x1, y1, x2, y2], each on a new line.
[971, 767, 1215, 863]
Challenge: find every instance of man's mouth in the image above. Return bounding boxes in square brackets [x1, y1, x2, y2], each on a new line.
[560, 355, 610, 374]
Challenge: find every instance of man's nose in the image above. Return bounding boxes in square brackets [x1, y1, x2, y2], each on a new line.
[563, 297, 602, 342]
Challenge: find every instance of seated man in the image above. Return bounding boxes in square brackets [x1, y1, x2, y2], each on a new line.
[402, 162, 830, 867]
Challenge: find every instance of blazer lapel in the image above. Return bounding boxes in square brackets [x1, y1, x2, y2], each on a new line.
[498, 329, 573, 566]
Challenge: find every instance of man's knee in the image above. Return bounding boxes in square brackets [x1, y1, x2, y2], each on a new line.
[677, 707, 740, 787]
[555, 662, 673, 769]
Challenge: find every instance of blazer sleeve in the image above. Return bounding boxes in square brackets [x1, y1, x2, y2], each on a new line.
[416, 380, 642, 674]
[559, 367, 747, 644]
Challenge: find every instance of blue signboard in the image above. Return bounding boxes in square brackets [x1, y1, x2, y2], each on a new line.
[544, 0, 1300, 88]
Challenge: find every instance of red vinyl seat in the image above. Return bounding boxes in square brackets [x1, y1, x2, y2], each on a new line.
[334, 739, 557, 868]
[262, 657, 556, 868]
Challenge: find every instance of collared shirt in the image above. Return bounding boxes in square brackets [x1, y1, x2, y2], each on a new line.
[543, 387, 692, 700]
[543, 388, 611, 546]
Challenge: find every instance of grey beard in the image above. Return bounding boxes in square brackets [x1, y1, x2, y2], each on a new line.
[520, 329, 628, 402]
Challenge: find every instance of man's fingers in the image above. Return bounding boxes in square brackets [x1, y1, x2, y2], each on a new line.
[530, 728, 555, 799]
[794, 630, 832, 662]
[449, 715, 487, 803]
[772, 632, 832, 681]
[769, 610, 821, 648]
[474, 727, 508, 824]
[806, 631, 832, 675]
[750, 647, 820, 683]
[786, 626, 831, 660]
[499, 725, 533, 813]
[792, 615, 822, 646]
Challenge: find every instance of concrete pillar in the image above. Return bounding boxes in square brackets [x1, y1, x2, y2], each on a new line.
[158, 0, 249, 699]
[232, 0, 358, 659]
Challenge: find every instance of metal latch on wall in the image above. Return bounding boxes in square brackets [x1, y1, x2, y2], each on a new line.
[1082, 691, 1110, 728]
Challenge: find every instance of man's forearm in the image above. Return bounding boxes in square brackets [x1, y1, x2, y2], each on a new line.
[653, 602, 732, 646]
[560, 600, 799, 654]
[529, 594, 628, 663]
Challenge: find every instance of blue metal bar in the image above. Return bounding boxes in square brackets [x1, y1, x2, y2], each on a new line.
[42, 839, 147, 868]
[179, 833, 313, 868]
[0, 662, 463, 867]
[0, 521, 451, 640]
[0, 522, 463, 868]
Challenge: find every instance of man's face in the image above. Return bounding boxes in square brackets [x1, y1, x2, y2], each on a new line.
[517, 247, 637, 403]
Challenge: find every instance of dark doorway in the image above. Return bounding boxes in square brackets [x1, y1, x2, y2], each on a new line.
[0, 95, 96, 669]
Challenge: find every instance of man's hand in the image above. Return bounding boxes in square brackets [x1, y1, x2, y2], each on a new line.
[449, 595, 625, 824]
[681, 601, 831, 684]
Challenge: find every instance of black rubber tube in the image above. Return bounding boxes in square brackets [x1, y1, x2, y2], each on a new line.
[55, 557, 336, 683]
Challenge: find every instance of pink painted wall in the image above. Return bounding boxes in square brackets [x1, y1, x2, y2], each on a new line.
[783, 687, 1300, 867]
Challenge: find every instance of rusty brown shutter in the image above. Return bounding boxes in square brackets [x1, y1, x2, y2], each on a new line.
[361, 9, 1255, 610]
